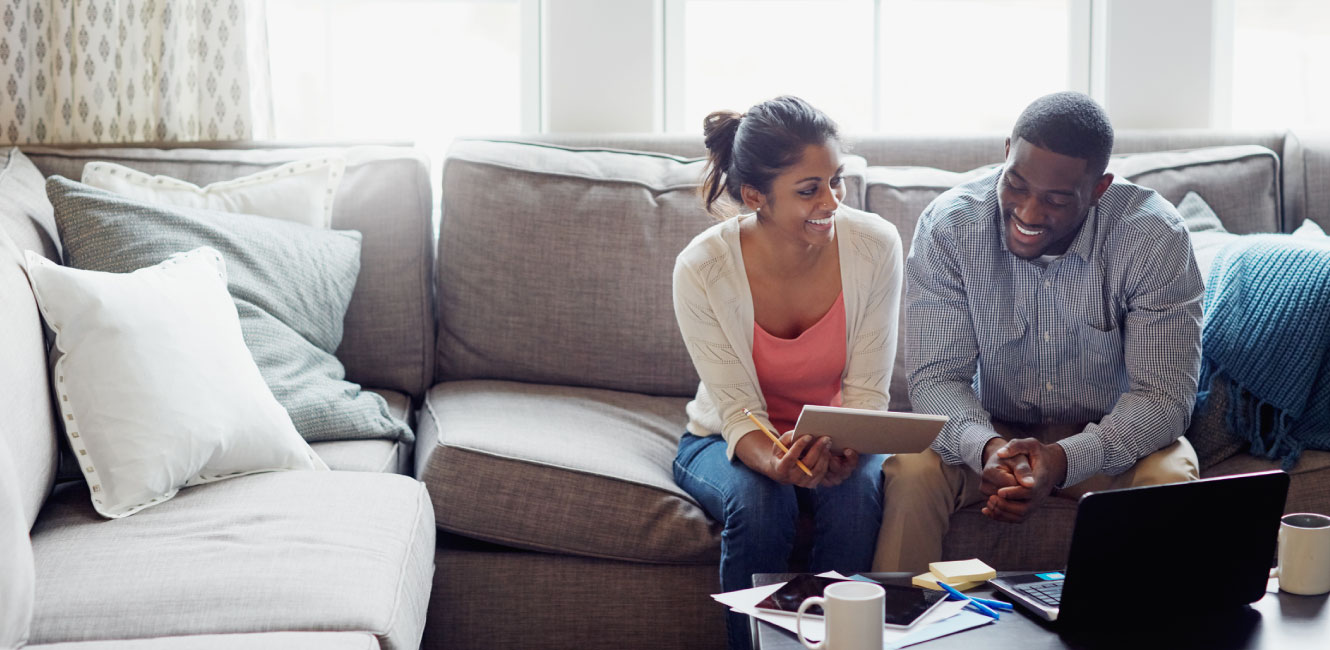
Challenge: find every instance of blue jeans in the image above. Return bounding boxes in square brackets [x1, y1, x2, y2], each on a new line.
[673, 433, 886, 650]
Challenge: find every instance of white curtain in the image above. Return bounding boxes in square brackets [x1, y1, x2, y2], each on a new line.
[0, 0, 270, 144]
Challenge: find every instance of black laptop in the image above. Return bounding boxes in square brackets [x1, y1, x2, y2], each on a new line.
[989, 470, 1289, 627]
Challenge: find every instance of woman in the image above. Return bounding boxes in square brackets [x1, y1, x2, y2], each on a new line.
[672, 95, 903, 649]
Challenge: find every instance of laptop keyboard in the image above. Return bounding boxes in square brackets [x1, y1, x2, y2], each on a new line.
[1015, 579, 1064, 606]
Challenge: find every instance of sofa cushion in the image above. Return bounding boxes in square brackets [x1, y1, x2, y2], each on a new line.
[434, 140, 866, 398]
[47, 176, 411, 444]
[23, 146, 435, 399]
[1108, 145, 1281, 234]
[29, 632, 379, 650]
[1, 148, 61, 261]
[942, 499, 1079, 570]
[426, 539, 724, 650]
[29, 471, 434, 650]
[1203, 450, 1330, 517]
[312, 438, 410, 475]
[1185, 374, 1248, 472]
[0, 436, 35, 649]
[1297, 132, 1330, 233]
[416, 379, 720, 563]
[862, 165, 998, 411]
[0, 218, 59, 531]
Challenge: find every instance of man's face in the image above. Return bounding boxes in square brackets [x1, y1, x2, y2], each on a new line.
[997, 137, 1110, 260]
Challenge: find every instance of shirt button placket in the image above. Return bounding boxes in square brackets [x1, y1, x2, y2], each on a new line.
[1039, 270, 1055, 410]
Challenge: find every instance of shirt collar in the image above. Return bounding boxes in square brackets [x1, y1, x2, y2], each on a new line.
[1063, 202, 1099, 263]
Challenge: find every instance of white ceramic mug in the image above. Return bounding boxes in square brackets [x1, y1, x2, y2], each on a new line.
[1273, 512, 1330, 595]
[795, 581, 885, 650]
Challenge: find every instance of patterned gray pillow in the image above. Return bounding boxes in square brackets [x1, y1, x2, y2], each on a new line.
[46, 175, 411, 443]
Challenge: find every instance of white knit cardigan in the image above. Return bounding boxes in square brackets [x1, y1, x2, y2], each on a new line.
[672, 206, 904, 459]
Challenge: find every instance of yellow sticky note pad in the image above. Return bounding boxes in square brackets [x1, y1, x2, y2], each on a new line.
[927, 558, 996, 583]
[911, 572, 985, 591]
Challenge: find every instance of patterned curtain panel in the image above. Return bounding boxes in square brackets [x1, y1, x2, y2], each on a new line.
[1, 0, 266, 144]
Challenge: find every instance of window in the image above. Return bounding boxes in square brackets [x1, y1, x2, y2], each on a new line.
[877, 0, 1072, 133]
[670, 0, 1077, 134]
[1229, 0, 1330, 130]
[266, 0, 527, 159]
[673, 0, 877, 132]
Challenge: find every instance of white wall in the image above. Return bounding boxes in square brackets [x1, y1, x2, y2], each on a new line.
[543, 0, 663, 132]
[1097, 0, 1222, 129]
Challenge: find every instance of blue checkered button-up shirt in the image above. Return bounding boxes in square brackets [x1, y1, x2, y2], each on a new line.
[906, 168, 1203, 488]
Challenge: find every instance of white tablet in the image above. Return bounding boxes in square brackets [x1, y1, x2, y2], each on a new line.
[792, 405, 947, 455]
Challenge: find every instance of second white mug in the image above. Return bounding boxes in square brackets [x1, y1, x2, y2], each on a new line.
[795, 580, 885, 650]
[1273, 512, 1330, 596]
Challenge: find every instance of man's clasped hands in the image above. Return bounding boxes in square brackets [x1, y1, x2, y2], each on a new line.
[980, 436, 1071, 523]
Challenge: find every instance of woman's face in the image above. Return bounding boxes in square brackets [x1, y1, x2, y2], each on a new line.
[747, 141, 846, 247]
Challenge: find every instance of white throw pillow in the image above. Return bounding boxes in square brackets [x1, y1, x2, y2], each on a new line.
[24, 247, 328, 518]
[1293, 218, 1330, 239]
[80, 156, 346, 229]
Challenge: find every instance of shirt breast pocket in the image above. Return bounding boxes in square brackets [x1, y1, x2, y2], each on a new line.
[1077, 321, 1126, 391]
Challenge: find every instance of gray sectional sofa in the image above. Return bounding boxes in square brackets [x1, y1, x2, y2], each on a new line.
[3, 131, 1329, 650]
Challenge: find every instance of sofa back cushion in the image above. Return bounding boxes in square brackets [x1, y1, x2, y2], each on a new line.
[21, 146, 435, 399]
[1295, 132, 1330, 232]
[0, 149, 60, 530]
[435, 141, 714, 396]
[863, 165, 998, 411]
[1108, 145, 1281, 234]
[435, 140, 868, 396]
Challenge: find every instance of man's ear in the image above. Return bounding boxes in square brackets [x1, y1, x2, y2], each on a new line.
[1004, 137, 1012, 160]
[1091, 173, 1114, 201]
[740, 185, 765, 213]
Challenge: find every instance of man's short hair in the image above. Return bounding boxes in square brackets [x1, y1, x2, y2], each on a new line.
[1012, 92, 1114, 176]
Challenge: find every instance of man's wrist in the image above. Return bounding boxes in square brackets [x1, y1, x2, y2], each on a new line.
[1044, 441, 1069, 487]
[960, 424, 1003, 473]
[982, 436, 1007, 466]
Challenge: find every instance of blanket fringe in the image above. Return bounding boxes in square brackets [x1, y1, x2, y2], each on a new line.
[1215, 373, 1304, 471]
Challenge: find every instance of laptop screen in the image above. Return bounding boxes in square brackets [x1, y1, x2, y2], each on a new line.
[1058, 470, 1288, 626]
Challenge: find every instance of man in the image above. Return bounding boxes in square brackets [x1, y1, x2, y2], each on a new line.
[873, 92, 1203, 572]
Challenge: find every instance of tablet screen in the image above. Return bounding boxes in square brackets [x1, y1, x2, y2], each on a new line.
[754, 575, 947, 628]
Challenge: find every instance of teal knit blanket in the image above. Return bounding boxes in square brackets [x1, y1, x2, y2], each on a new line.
[1196, 235, 1330, 470]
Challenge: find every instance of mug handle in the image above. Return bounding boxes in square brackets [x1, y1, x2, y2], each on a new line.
[797, 596, 827, 650]
[1270, 527, 1284, 580]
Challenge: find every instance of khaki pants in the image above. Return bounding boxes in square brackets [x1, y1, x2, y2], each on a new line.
[871, 422, 1199, 573]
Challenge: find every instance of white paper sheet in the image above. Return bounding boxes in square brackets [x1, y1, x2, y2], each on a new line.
[712, 573, 994, 648]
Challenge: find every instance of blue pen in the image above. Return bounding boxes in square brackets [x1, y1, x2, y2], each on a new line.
[969, 596, 1013, 612]
[953, 593, 1013, 611]
[936, 581, 1001, 620]
[848, 574, 1012, 612]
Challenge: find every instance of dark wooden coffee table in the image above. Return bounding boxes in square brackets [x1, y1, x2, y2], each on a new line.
[751, 572, 1330, 649]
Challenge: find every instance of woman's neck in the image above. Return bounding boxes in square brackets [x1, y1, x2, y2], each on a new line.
[741, 215, 833, 279]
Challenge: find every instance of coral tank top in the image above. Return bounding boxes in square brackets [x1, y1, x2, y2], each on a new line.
[752, 292, 847, 435]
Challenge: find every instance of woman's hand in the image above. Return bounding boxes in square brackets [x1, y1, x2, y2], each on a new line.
[819, 448, 860, 488]
[769, 431, 832, 487]
[735, 429, 830, 487]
